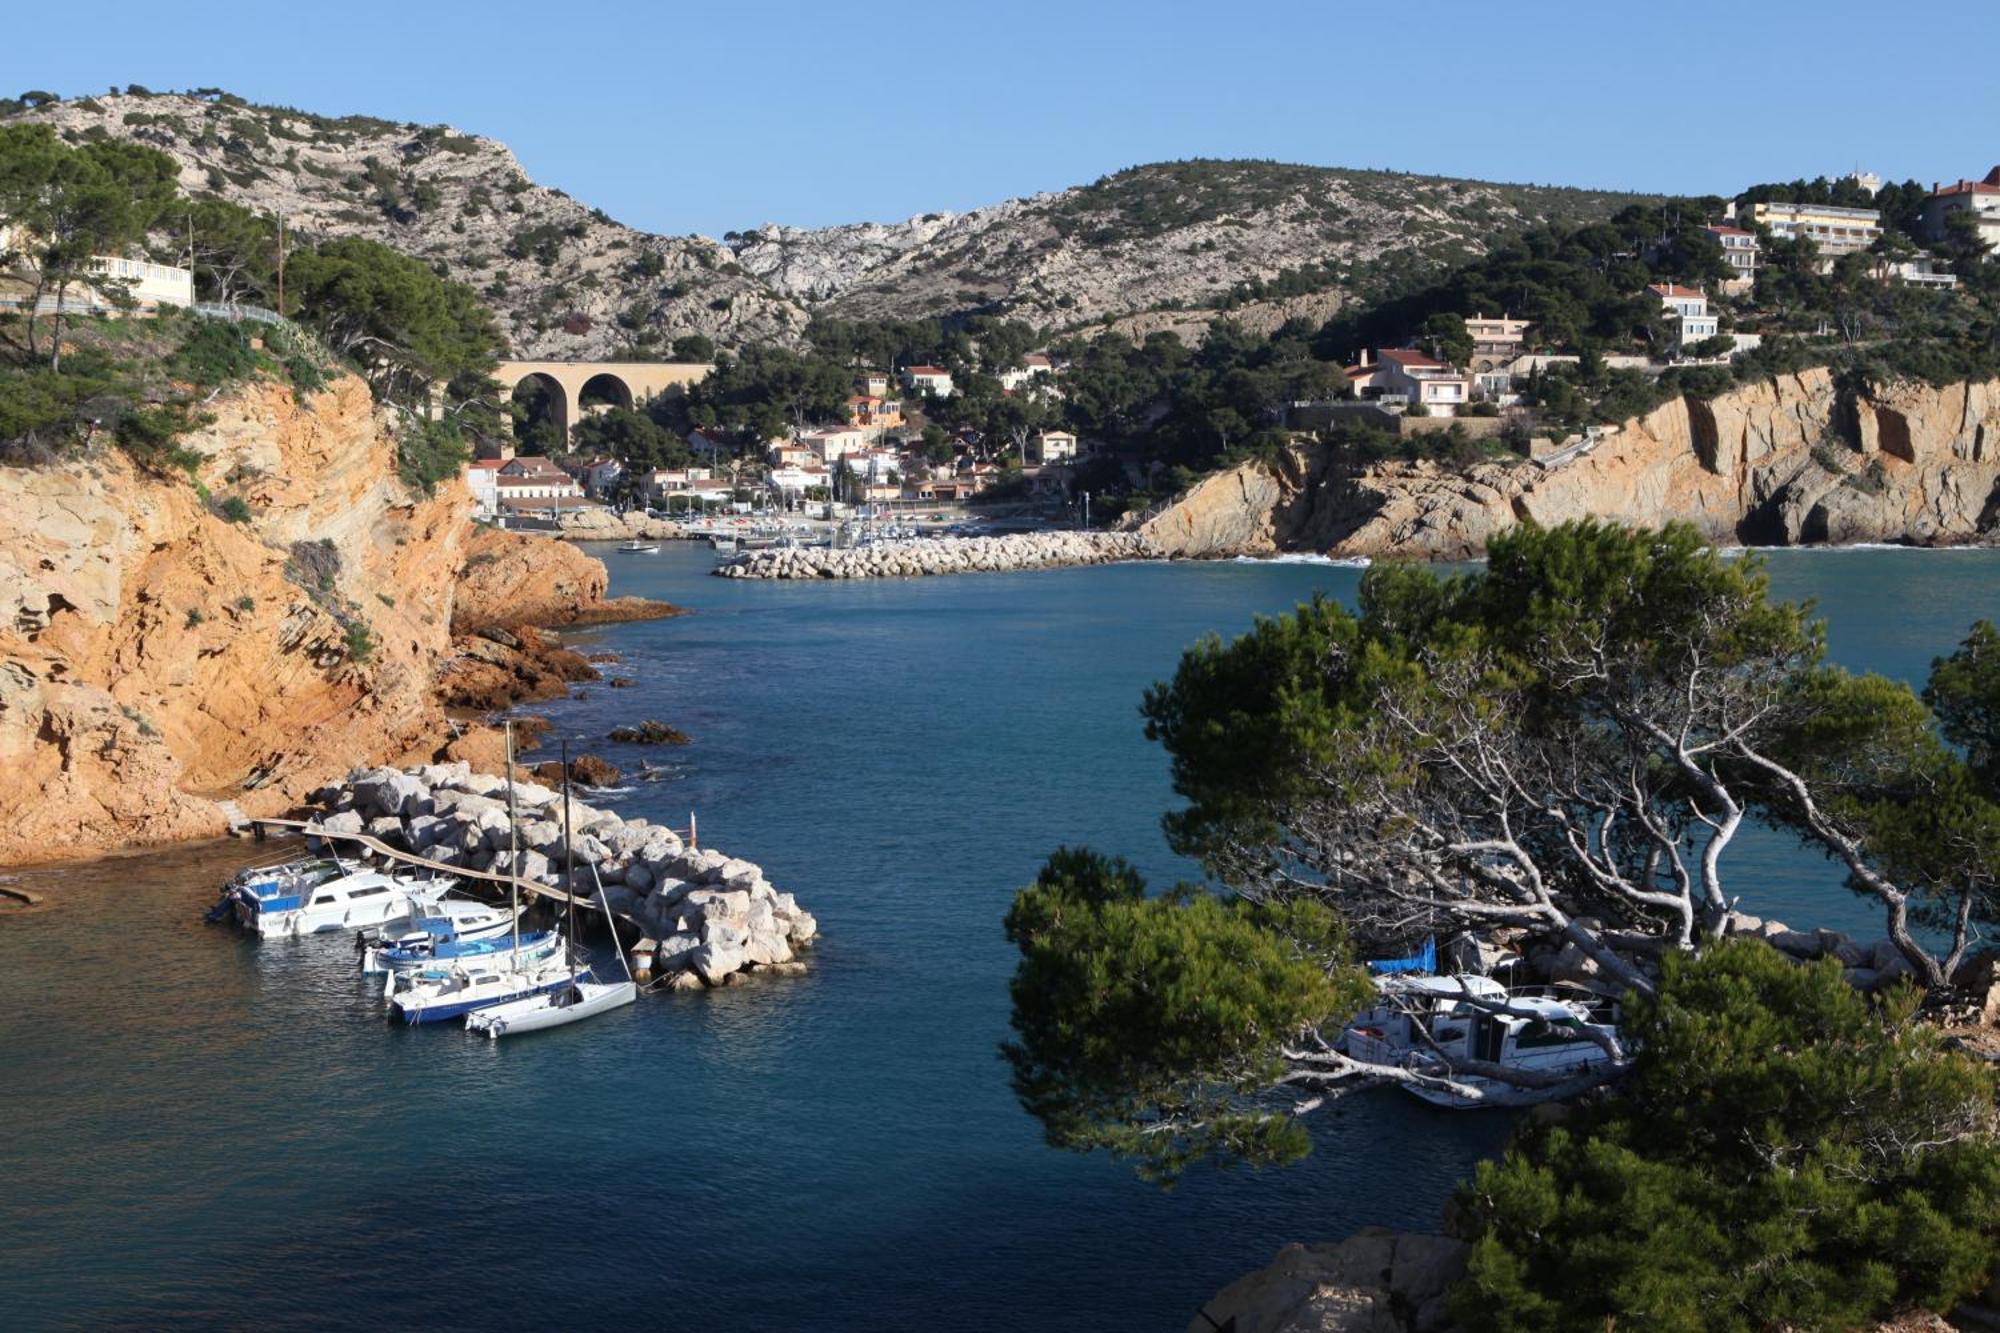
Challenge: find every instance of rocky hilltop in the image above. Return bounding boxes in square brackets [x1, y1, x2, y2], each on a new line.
[0, 371, 668, 867]
[9, 93, 1651, 352]
[732, 160, 1653, 334]
[9, 92, 805, 356]
[1140, 369, 2000, 560]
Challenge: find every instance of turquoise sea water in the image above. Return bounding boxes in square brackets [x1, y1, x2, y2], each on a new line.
[1, 544, 1994, 1331]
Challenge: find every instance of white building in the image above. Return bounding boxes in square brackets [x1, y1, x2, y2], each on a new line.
[798, 427, 869, 463]
[0, 224, 195, 314]
[494, 456, 583, 501]
[1704, 225, 1760, 287]
[464, 459, 502, 518]
[1647, 284, 1720, 354]
[901, 365, 956, 398]
[1375, 348, 1471, 416]
[1026, 430, 1079, 465]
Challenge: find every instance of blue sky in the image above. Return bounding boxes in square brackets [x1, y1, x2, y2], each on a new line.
[9, 0, 2000, 238]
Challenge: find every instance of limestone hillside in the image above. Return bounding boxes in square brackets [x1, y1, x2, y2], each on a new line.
[10, 91, 1658, 355]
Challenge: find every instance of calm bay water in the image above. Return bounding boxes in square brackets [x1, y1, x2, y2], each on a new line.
[1, 543, 1994, 1331]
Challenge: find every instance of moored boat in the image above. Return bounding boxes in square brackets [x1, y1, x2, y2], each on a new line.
[358, 901, 537, 973]
[465, 975, 636, 1037]
[387, 954, 584, 1024]
[1397, 994, 1620, 1109]
[466, 883, 638, 1038]
[220, 860, 454, 938]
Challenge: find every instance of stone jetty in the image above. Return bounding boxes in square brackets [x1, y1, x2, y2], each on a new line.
[715, 530, 1159, 579]
[306, 761, 815, 988]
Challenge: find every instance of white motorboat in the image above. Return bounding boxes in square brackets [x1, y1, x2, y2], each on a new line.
[618, 540, 660, 553]
[1398, 993, 1620, 1109]
[1339, 973, 1511, 1064]
[224, 864, 454, 938]
[208, 854, 346, 923]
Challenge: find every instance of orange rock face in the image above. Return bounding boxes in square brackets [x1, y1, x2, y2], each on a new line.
[1143, 369, 2000, 561]
[453, 524, 681, 633]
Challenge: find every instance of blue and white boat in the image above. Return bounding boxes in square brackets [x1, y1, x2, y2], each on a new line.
[387, 952, 585, 1025]
[362, 923, 559, 976]
[207, 855, 346, 923]
[221, 861, 455, 939]
[357, 898, 529, 972]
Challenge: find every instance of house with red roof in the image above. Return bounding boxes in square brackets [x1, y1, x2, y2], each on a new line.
[1922, 168, 2000, 253]
[1375, 347, 1472, 416]
[1646, 284, 1720, 355]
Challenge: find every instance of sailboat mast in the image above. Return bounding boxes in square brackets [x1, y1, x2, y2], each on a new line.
[505, 719, 520, 966]
[560, 739, 577, 991]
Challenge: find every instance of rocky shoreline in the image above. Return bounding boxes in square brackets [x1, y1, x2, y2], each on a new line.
[308, 761, 816, 989]
[716, 530, 1159, 579]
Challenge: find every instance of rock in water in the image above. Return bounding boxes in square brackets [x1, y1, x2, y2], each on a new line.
[715, 531, 1160, 580]
[300, 763, 811, 989]
[608, 720, 693, 745]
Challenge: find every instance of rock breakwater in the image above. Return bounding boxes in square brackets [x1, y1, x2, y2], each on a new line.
[716, 531, 1158, 579]
[308, 761, 816, 988]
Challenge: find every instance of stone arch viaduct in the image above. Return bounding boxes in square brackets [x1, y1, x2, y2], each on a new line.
[494, 360, 714, 446]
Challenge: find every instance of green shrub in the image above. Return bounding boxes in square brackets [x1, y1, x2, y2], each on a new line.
[397, 418, 470, 495]
[173, 321, 257, 387]
[343, 621, 376, 664]
[215, 496, 252, 523]
[114, 404, 205, 475]
[185, 607, 204, 628]
[1452, 938, 2000, 1333]
[235, 595, 256, 612]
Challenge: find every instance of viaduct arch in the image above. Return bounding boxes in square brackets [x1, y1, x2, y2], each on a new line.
[494, 360, 714, 447]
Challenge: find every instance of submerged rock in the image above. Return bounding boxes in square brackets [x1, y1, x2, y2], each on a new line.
[608, 720, 692, 745]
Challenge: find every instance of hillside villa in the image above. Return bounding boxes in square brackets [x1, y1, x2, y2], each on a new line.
[1646, 283, 1721, 354]
[1026, 429, 1080, 465]
[0, 223, 196, 315]
[1922, 168, 2000, 253]
[902, 365, 956, 397]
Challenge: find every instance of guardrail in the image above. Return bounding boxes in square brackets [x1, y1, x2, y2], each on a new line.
[194, 301, 284, 325]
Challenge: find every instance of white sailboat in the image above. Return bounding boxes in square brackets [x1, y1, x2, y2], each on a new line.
[389, 721, 581, 1024]
[468, 743, 637, 1038]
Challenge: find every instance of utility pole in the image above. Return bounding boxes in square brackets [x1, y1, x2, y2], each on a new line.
[275, 211, 286, 315]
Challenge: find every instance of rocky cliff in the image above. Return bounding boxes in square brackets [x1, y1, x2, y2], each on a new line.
[1141, 369, 2000, 560]
[0, 373, 666, 867]
[10, 94, 1650, 351]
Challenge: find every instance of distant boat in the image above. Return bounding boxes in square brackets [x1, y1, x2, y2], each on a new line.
[619, 540, 659, 553]
[710, 534, 738, 553]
